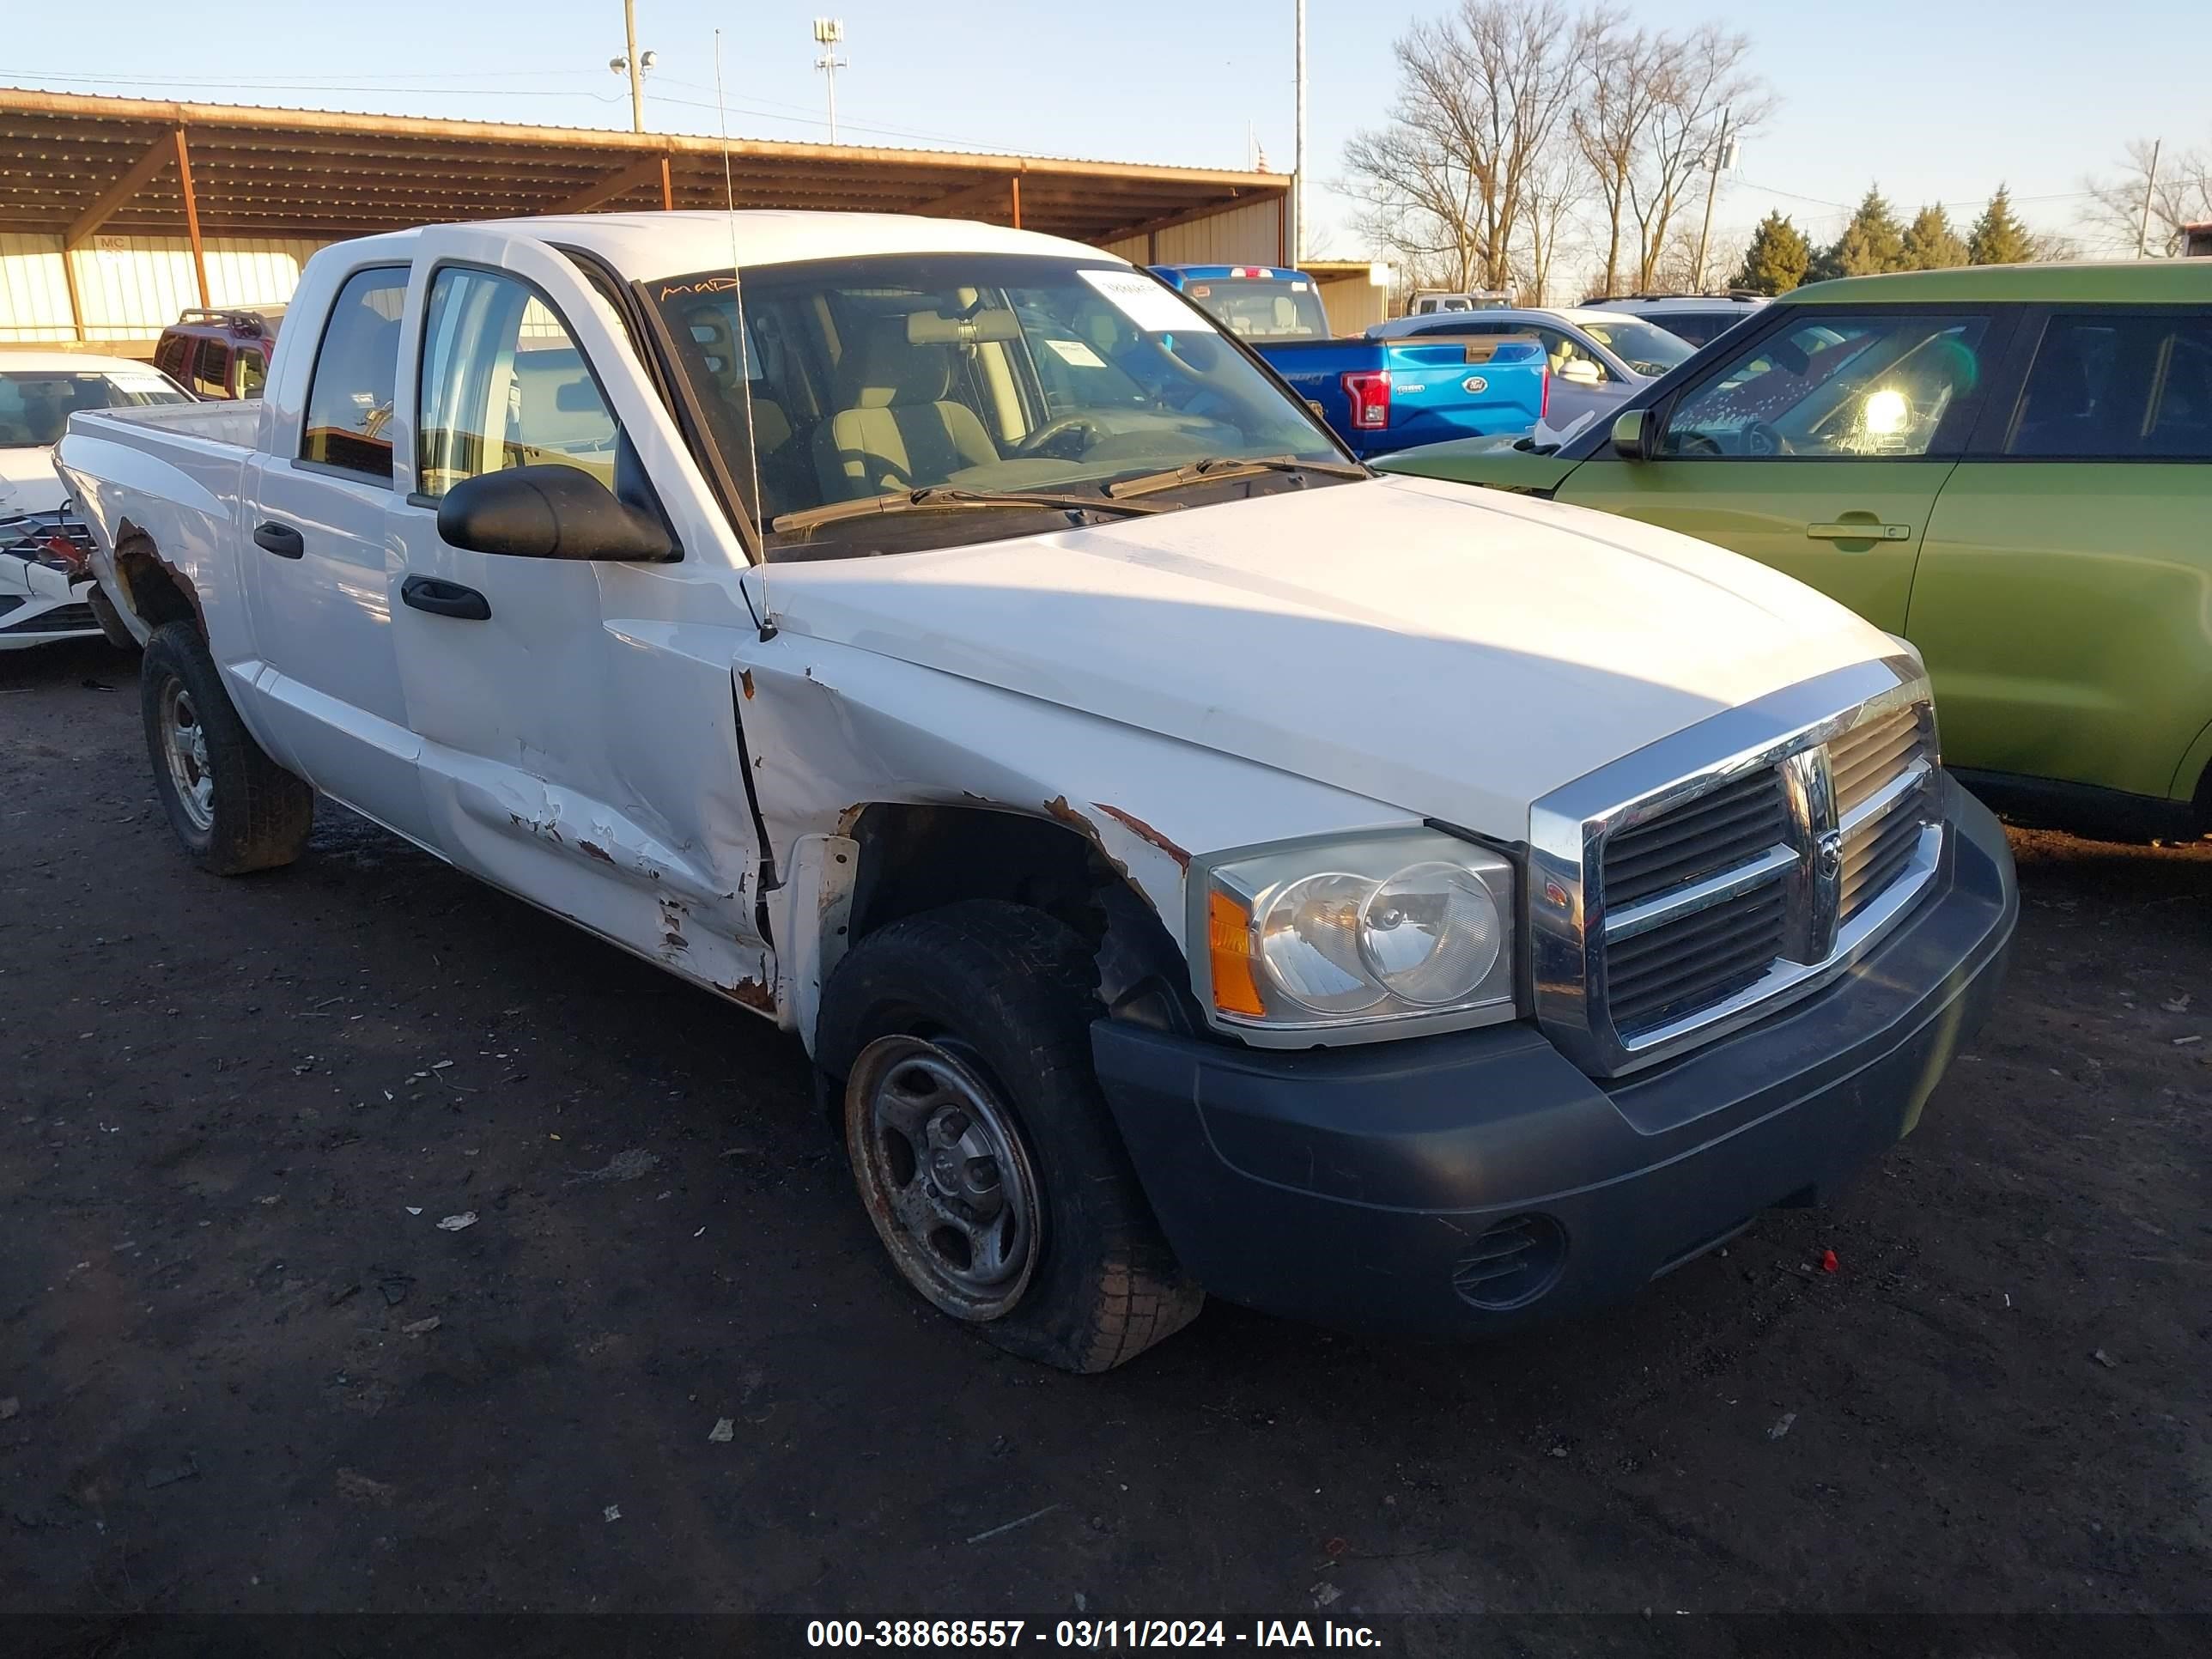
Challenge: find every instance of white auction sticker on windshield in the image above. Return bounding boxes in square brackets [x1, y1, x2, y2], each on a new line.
[1042, 337, 1108, 368]
[107, 372, 178, 395]
[1078, 268, 1216, 333]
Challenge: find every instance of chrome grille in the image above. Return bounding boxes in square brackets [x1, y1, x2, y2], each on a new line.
[1602, 768, 1790, 908]
[1833, 705, 1937, 926]
[1607, 881, 1789, 1035]
[1532, 661, 1946, 1077]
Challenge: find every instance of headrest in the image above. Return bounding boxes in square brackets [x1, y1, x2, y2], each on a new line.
[847, 317, 955, 408]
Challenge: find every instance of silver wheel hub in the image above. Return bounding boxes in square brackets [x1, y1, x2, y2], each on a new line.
[846, 1035, 1041, 1322]
[159, 678, 216, 833]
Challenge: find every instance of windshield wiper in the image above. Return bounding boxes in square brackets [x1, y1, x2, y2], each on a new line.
[1103, 453, 1370, 500]
[772, 485, 1166, 535]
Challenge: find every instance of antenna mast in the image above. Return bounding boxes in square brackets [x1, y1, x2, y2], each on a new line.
[715, 28, 774, 640]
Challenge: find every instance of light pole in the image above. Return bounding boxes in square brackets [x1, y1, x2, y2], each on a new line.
[617, 0, 646, 132]
[813, 18, 848, 144]
[1692, 107, 1735, 291]
[1291, 0, 1305, 265]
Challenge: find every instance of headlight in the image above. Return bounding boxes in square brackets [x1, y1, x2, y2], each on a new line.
[1194, 829, 1518, 1045]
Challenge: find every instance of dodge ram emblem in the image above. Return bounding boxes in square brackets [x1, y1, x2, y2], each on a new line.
[1816, 829, 1844, 879]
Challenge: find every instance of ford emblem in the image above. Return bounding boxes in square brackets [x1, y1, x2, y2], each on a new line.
[1462, 374, 1489, 394]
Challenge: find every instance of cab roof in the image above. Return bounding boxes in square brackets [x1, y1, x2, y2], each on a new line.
[331, 211, 1121, 284]
[1787, 260, 2212, 306]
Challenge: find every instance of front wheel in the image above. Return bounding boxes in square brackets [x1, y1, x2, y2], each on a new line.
[817, 901, 1203, 1372]
[140, 622, 315, 874]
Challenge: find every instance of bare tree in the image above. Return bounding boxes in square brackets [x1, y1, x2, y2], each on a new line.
[1626, 24, 1769, 290]
[1339, 0, 1602, 295]
[1573, 14, 1668, 297]
[1516, 140, 1591, 305]
[2079, 137, 2212, 257]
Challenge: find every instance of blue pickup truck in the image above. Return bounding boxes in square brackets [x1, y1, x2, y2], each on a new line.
[1152, 264, 1550, 459]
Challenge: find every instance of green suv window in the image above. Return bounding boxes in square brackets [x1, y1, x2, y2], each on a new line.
[1662, 313, 1990, 459]
[2006, 313, 2212, 459]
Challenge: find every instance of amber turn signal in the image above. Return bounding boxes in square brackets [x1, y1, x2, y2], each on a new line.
[1207, 890, 1266, 1018]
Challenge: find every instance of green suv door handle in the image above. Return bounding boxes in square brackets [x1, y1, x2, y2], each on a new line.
[1806, 521, 1912, 542]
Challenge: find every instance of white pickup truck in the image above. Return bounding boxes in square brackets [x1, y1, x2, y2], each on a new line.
[58, 212, 2017, 1371]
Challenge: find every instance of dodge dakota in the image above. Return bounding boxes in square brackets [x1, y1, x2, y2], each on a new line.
[58, 212, 2016, 1371]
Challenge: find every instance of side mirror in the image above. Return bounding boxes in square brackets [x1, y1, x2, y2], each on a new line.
[1610, 408, 1654, 461]
[434, 465, 672, 562]
[1559, 358, 1603, 386]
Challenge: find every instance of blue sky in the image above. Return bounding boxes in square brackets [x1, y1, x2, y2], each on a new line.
[11, 0, 2206, 261]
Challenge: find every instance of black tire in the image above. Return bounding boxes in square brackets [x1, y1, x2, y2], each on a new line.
[140, 622, 314, 875]
[85, 581, 138, 651]
[817, 900, 1203, 1372]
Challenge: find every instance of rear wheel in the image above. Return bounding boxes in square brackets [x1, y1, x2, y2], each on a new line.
[817, 900, 1203, 1372]
[140, 622, 314, 874]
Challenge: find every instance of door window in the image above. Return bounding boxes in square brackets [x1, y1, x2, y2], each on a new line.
[237, 348, 267, 398]
[416, 268, 620, 501]
[2005, 313, 2212, 460]
[1662, 313, 1989, 459]
[153, 335, 191, 382]
[301, 267, 408, 480]
[190, 339, 231, 399]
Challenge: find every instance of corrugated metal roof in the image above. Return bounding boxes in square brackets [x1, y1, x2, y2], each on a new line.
[0, 88, 1286, 248]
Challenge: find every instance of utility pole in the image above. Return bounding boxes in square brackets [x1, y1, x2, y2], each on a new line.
[1291, 0, 1306, 265]
[2136, 137, 2162, 258]
[623, 0, 644, 132]
[813, 18, 848, 144]
[1692, 106, 1730, 290]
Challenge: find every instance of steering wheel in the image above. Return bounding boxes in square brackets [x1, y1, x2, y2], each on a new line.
[1741, 420, 1792, 458]
[1012, 415, 1099, 460]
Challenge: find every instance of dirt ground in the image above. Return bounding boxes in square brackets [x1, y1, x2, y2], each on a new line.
[3, 637, 2209, 1638]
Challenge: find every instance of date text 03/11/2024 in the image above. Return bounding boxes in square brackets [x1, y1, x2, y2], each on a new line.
[805, 1620, 1384, 1649]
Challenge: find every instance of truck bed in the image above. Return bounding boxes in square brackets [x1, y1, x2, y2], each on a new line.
[56, 401, 264, 650]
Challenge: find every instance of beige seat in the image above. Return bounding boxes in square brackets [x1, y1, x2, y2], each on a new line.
[811, 319, 1000, 501]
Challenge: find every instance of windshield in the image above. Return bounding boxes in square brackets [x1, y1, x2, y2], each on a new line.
[0, 368, 189, 447]
[649, 254, 1349, 557]
[1573, 318, 1694, 377]
[1172, 276, 1331, 342]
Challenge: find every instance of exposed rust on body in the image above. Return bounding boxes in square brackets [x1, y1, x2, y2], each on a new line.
[577, 839, 615, 864]
[718, 976, 776, 1012]
[739, 669, 756, 700]
[1043, 795, 1094, 834]
[1093, 804, 1190, 871]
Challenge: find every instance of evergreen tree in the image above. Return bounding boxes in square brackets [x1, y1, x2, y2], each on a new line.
[1831, 186, 1907, 276]
[1732, 210, 1812, 295]
[1966, 185, 2033, 264]
[1900, 204, 1968, 270]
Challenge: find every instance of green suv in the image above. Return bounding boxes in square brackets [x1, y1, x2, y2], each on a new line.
[1379, 263, 2212, 837]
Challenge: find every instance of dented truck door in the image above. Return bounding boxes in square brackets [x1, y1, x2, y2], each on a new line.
[385, 229, 774, 999]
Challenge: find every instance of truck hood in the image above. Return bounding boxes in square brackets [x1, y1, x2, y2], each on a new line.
[763, 474, 1899, 841]
[0, 447, 66, 514]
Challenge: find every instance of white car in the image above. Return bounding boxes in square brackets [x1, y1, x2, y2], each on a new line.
[2, 351, 190, 648]
[57, 213, 2016, 1370]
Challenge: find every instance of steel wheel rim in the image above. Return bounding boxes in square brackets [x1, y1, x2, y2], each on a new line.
[159, 678, 215, 833]
[848, 1033, 1041, 1322]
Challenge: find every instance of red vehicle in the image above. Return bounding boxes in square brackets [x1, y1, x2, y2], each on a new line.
[152, 307, 283, 400]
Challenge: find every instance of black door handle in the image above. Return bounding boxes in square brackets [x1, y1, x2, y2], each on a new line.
[252, 521, 304, 559]
[401, 574, 491, 621]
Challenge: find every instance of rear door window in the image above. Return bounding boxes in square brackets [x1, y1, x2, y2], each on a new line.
[237, 348, 267, 398]
[191, 339, 231, 399]
[2004, 312, 2212, 460]
[300, 266, 408, 480]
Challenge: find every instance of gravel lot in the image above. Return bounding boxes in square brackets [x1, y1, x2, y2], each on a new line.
[3, 637, 2208, 1633]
